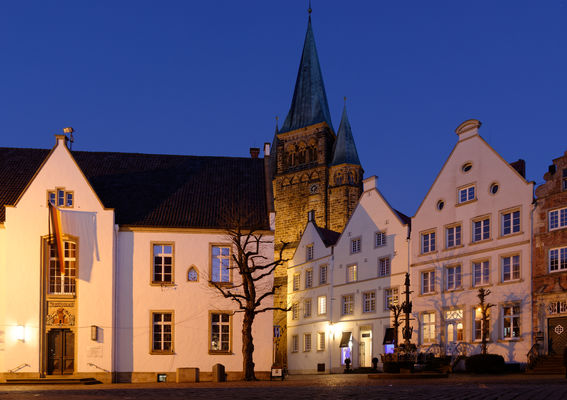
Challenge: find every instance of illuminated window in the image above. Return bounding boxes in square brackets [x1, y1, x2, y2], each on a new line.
[474, 307, 490, 341]
[342, 295, 354, 315]
[303, 333, 312, 352]
[502, 304, 520, 339]
[317, 296, 327, 315]
[346, 264, 357, 283]
[317, 332, 325, 351]
[48, 240, 77, 295]
[422, 312, 436, 343]
[384, 287, 398, 310]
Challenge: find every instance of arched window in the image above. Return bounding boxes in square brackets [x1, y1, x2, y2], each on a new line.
[187, 266, 199, 282]
[297, 142, 307, 165]
[335, 172, 343, 185]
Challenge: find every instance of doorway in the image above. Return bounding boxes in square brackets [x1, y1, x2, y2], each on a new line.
[548, 317, 567, 355]
[359, 330, 372, 367]
[47, 329, 74, 375]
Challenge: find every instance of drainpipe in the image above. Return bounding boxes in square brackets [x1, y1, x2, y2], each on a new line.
[329, 248, 334, 374]
[112, 223, 119, 382]
[530, 187, 537, 353]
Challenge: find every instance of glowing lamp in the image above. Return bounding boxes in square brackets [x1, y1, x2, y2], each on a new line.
[15, 325, 25, 342]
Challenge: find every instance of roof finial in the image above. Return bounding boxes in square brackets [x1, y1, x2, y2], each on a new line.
[344, 96, 347, 105]
[308, 0, 312, 15]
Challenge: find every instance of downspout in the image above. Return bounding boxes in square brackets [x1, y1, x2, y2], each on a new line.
[530, 186, 537, 353]
[329, 247, 334, 374]
[112, 223, 119, 382]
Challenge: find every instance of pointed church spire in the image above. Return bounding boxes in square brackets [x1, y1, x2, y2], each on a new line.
[280, 12, 333, 134]
[331, 102, 361, 166]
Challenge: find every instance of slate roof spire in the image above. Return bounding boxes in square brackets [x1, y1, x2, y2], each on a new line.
[280, 12, 333, 134]
[331, 101, 361, 166]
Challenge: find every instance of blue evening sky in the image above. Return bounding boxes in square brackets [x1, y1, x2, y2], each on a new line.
[0, 1, 565, 216]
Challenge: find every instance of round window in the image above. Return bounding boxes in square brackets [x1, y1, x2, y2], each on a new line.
[462, 162, 472, 173]
[490, 183, 499, 195]
[437, 200, 445, 210]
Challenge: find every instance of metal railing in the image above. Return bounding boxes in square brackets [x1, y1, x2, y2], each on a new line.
[8, 363, 30, 373]
[527, 343, 542, 370]
[87, 362, 109, 373]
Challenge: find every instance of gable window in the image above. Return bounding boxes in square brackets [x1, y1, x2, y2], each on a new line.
[346, 264, 357, 283]
[319, 265, 328, 285]
[501, 210, 520, 236]
[306, 244, 314, 261]
[422, 312, 436, 343]
[151, 311, 173, 353]
[211, 245, 230, 283]
[153, 244, 173, 284]
[473, 260, 490, 287]
[378, 257, 391, 277]
[446, 225, 461, 248]
[292, 273, 300, 291]
[549, 247, 567, 272]
[363, 291, 376, 313]
[187, 266, 198, 282]
[291, 303, 299, 320]
[305, 269, 313, 288]
[502, 304, 520, 339]
[549, 207, 567, 231]
[473, 218, 490, 242]
[421, 231, 436, 254]
[375, 231, 386, 247]
[317, 296, 327, 315]
[458, 185, 475, 203]
[446, 265, 462, 291]
[421, 270, 435, 294]
[351, 238, 361, 254]
[291, 335, 299, 353]
[304, 298, 312, 318]
[210, 312, 231, 352]
[501, 255, 520, 282]
[384, 288, 398, 310]
[317, 332, 326, 351]
[48, 188, 74, 208]
[48, 240, 77, 295]
[474, 307, 490, 341]
[303, 333, 312, 352]
[342, 295, 354, 315]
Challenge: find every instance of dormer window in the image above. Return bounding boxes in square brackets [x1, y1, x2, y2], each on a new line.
[48, 188, 74, 208]
[458, 185, 475, 204]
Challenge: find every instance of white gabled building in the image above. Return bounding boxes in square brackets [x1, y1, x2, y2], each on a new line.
[0, 135, 276, 383]
[287, 176, 410, 373]
[410, 120, 534, 363]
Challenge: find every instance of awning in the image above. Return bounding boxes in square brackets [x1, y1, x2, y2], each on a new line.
[339, 331, 352, 347]
[383, 328, 395, 345]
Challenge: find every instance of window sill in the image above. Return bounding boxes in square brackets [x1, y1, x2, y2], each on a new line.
[499, 231, 524, 239]
[455, 199, 477, 207]
[472, 283, 492, 289]
[469, 238, 492, 246]
[419, 251, 438, 257]
[150, 281, 175, 286]
[47, 294, 76, 299]
[362, 310, 377, 315]
[498, 279, 523, 286]
[150, 350, 175, 355]
[443, 244, 464, 252]
[209, 350, 233, 355]
[209, 281, 234, 288]
[497, 338, 523, 343]
[444, 287, 464, 293]
[419, 292, 438, 297]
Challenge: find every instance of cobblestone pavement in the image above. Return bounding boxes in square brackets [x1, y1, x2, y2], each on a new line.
[1, 374, 567, 399]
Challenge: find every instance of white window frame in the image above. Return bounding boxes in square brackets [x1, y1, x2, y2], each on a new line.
[292, 273, 300, 291]
[291, 303, 299, 320]
[502, 304, 520, 340]
[319, 264, 328, 285]
[473, 217, 490, 242]
[474, 307, 490, 341]
[445, 265, 462, 291]
[303, 333, 312, 352]
[362, 291, 376, 313]
[291, 335, 299, 353]
[549, 247, 567, 272]
[317, 332, 326, 351]
[422, 312, 436, 344]
[210, 312, 230, 352]
[153, 243, 174, 284]
[549, 207, 567, 231]
[211, 245, 230, 283]
[342, 294, 354, 316]
[306, 244, 314, 261]
[458, 185, 475, 203]
[317, 295, 327, 315]
[421, 231, 436, 254]
[303, 298, 312, 318]
[421, 270, 435, 294]
[351, 238, 361, 254]
[305, 269, 313, 288]
[384, 287, 399, 311]
[48, 240, 77, 295]
[346, 264, 357, 283]
[375, 231, 386, 247]
[472, 260, 490, 287]
[501, 210, 520, 236]
[446, 224, 461, 248]
[378, 257, 391, 277]
[501, 254, 520, 282]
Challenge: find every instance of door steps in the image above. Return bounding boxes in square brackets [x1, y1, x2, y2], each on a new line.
[3, 377, 100, 385]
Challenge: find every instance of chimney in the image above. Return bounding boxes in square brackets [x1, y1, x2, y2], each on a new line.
[363, 175, 378, 192]
[250, 147, 260, 158]
[455, 119, 481, 141]
[55, 134, 68, 148]
[263, 142, 271, 157]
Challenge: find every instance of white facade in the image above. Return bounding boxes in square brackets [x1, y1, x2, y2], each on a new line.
[287, 176, 410, 373]
[410, 120, 534, 363]
[0, 136, 275, 382]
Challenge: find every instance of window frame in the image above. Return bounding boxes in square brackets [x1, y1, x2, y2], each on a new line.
[319, 264, 328, 285]
[187, 265, 199, 282]
[291, 302, 299, 320]
[150, 310, 174, 354]
[47, 238, 78, 296]
[457, 184, 476, 204]
[303, 298, 312, 318]
[472, 259, 490, 287]
[501, 303, 521, 340]
[210, 243, 232, 285]
[378, 257, 391, 277]
[549, 207, 567, 231]
[350, 237, 361, 254]
[421, 311, 436, 344]
[151, 242, 175, 285]
[421, 230, 436, 254]
[346, 264, 357, 283]
[375, 231, 386, 247]
[473, 306, 490, 342]
[384, 287, 399, 311]
[291, 334, 299, 353]
[209, 311, 232, 354]
[292, 273, 300, 291]
[341, 294, 354, 316]
[362, 291, 376, 313]
[445, 223, 462, 249]
[472, 216, 491, 243]
[501, 254, 521, 282]
[306, 244, 314, 261]
[305, 269, 313, 289]
[317, 295, 327, 315]
[47, 187, 75, 208]
[549, 246, 567, 273]
[317, 332, 326, 351]
[421, 270, 436, 295]
[303, 333, 312, 352]
[500, 208, 521, 237]
[445, 264, 462, 292]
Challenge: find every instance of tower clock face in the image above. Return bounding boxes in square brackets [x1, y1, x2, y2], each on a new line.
[310, 184, 319, 194]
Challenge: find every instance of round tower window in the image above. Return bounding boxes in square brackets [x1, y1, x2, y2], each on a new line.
[462, 162, 472, 173]
[437, 200, 445, 211]
[490, 183, 499, 194]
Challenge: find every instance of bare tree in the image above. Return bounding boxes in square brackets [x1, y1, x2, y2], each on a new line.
[477, 288, 494, 355]
[388, 303, 403, 348]
[210, 220, 287, 381]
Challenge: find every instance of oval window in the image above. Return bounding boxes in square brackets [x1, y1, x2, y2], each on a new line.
[437, 200, 445, 211]
[462, 163, 472, 173]
[490, 183, 499, 195]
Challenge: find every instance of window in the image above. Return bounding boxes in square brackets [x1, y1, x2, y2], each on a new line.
[303, 333, 312, 352]
[563, 169, 567, 191]
[421, 231, 436, 253]
[502, 210, 520, 236]
[445, 309, 464, 341]
[211, 245, 230, 283]
[363, 291, 376, 313]
[446, 265, 462, 291]
[210, 312, 231, 352]
[346, 264, 357, 283]
[489, 183, 499, 195]
[151, 311, 173, 353]
[436, 200, 445, 211]
[317, 296, 327, 315]
[291, 303, 299, 320]
[292, 273, 300, 291]
[384, 288, 398, 310]
[47, 188, 74, 207]
[48, 240, 77, 295]
[502, 255, 520, 282]
[473, 218, 490, 242]
[474, 307, 490, 341]
[306, 244, 314, 261]
[291, 335, 299, 353]
[319, 265, 328, 285]
[187, 266, 198, 282]
[458, 185, 475, 203]
[351, 238, 361, 254]
[446, 225, 461, 248]
[304, 299, 312, 318]
[462, 162, 472, 173]
[305, 269, 313, 288]
[375, 231, 386, 247]
[502, 304, 520, 339]
[378, 257, 391, 277]
[422, 312, 436, 343]
[342, 295, 354, 315]
[549, 247, 567, 272]
[317, 332, 325, 351]
[549, 207, 567, 230]
[153, 244, 173, 284]
[422, 270, 435, 294]
[473, 260, 490, 286]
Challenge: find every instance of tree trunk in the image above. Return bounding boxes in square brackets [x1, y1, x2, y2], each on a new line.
[242, 308, 256, 380]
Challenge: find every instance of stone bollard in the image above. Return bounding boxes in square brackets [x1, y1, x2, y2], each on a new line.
[212, 363, 226, 382]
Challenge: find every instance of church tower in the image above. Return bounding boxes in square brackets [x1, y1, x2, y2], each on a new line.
[271, 11, 363, 364]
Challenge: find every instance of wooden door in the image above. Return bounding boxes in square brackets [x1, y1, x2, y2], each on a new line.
[47, 329, 74, 375]
[548, 317, 567, 355]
